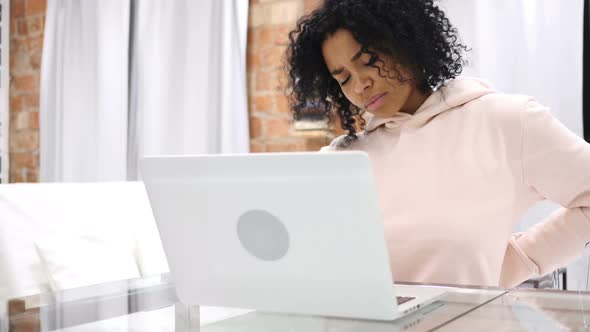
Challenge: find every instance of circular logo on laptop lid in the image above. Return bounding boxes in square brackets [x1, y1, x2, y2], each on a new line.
[237, 210, 290, 261]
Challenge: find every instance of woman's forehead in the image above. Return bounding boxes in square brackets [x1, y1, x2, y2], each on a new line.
[321, 30, 363, 65]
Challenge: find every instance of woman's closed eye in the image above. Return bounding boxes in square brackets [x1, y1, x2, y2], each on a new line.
[339, 54, 378, 86]
[340, 76, 351, 86]
[365, 54, 378, 66]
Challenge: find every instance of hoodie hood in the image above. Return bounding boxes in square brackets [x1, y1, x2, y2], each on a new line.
[365, 77, 496, 132]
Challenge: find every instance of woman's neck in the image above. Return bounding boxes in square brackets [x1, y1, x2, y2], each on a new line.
[400, 88, 432, 115]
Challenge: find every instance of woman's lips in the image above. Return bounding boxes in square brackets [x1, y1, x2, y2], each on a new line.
[365, 93, 387, 111]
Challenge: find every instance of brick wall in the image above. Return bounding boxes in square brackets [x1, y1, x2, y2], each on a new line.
[9, 0, 45, 182]
[247, 0, 337, 153]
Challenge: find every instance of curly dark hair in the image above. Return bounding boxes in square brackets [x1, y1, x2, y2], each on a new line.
[286, 0, 468, 140]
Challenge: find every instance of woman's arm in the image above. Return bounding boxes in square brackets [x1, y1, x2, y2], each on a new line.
[499, 99, 590, 288]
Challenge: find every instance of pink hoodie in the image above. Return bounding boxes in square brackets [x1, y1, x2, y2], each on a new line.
[321, 77, 590, 288]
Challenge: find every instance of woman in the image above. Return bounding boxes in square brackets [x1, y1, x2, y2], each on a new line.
[286, 0, 590, 288]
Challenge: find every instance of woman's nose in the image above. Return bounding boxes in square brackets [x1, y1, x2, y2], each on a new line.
[354, 75, 371, 94]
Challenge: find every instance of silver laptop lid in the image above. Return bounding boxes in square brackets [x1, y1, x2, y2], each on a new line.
[140, 152, 398, 320]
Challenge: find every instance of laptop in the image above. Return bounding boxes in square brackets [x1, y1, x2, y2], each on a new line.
[140, 152, 445, 321]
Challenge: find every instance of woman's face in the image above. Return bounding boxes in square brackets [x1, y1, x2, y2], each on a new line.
[321, 29, 426, 118]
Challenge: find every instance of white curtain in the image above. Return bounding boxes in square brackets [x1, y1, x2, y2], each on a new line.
[443, 0, 586, 290]
[40, 0, 250, 182]
[127, 0, 250, 179]
[40, 0, 130, 182]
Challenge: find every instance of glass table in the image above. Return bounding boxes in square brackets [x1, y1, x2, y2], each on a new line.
[438, 288, 590, 331]
[2, 274, 589, 331]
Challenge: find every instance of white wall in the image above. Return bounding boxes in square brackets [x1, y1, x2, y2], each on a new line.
[0, 0, 10, 183]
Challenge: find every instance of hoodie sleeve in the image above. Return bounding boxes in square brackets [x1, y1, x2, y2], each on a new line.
[499, 99, 590, 288]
